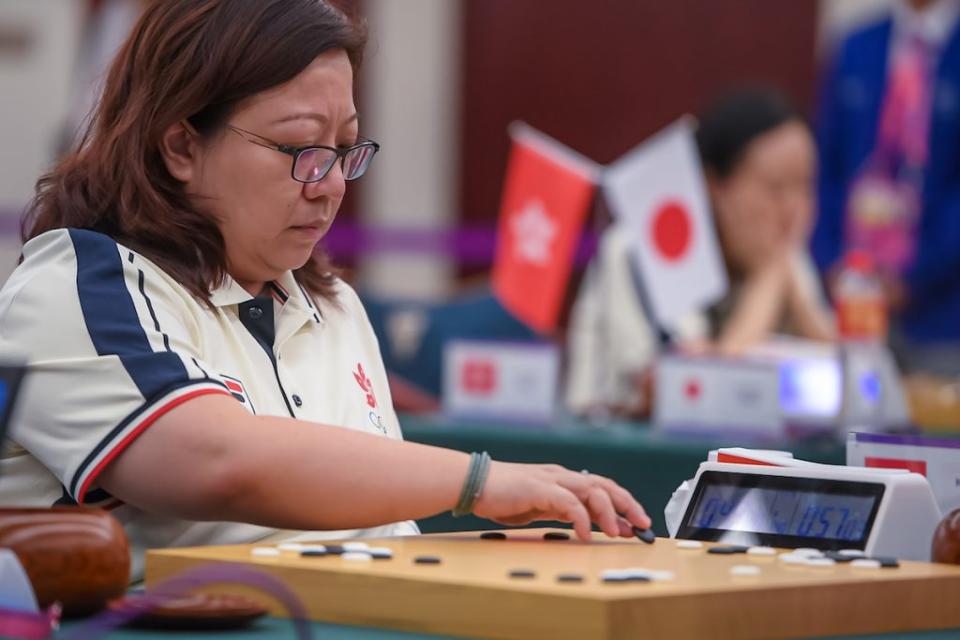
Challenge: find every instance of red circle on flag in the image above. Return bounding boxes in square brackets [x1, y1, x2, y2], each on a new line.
[651, 200, 692, 261]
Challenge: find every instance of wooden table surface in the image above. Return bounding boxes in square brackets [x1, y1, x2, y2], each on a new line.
[146, 528, 960, 640]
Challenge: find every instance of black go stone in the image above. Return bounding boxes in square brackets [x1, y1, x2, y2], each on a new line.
[824, 551, 855, 563]
[873, 557, 900, 568]
[556, 573, 584, 583]
[544, 531, 571, 541]
[707, 546, 749, 555]
[414, 555, 442, 565]
[509, 569, 536, 579]
[300, 550, 328, 558]
[624, 575, 652, 583]
[480, 531, 507, 540]
[603, 575, 651, 583]
[632, 527, 656, 544]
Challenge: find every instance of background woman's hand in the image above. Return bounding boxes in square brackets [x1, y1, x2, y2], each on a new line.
[472, 461, 652, 541]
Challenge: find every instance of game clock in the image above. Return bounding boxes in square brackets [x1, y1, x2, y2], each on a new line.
[678, 471, 885, 550]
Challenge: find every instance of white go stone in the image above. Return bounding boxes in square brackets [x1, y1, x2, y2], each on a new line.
[341, 551, 373, 562]
[676, 540, 703, 549]
[850, 559, 882, 569]
[622, 568, 654, 580]
[730, 565, 761, 576]
[648, 570, 675, 581]
[837, 549, 867, 558]
[251, 547, 281, 557]
[746, 546, 777, 556]
[277, 543, 304, 553]
[804, 557, 836, 567]
[793, 548, 824, 558]
[601, 569, 629, 580]
[368, 547, 394, 558]
[779, 554, 807, 565]
[343, 542, 370, 552]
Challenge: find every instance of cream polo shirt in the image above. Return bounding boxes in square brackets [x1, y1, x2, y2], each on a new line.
[0, 228, 418, 580]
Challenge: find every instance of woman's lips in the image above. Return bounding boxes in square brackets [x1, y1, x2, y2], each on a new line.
[290, 224, 325, 240]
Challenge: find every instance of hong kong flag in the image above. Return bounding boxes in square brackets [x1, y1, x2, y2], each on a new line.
[492, 122, 599, 334]
[604, 118, 727, 334]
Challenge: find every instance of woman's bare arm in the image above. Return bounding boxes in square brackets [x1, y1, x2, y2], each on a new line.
[98, 394, 651, 540]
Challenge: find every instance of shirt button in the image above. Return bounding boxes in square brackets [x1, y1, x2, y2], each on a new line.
[292, 394, 303, 407]
[248, 306, 263, 320]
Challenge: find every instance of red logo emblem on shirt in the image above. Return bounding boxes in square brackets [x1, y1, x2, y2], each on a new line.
[220, 374, 254, 413]
[353, 363, 378, 409]
[223, 375, 248, 404]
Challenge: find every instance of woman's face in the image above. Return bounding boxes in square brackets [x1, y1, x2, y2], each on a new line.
[189, 50, 357, 292]
[710, 120, 816, 275]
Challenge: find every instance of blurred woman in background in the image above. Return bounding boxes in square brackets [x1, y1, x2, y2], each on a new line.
[567, 88, 833, 417]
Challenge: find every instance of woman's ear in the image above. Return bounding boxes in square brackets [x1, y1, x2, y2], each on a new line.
[159, 121, 200, 184]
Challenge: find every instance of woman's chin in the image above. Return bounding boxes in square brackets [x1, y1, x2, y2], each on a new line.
[268, 248, 318, 275]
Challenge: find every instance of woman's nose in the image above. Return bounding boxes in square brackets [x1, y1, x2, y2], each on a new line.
[302, 160, 346, 201]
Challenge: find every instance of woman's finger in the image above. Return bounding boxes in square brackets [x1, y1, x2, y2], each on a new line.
[558, 471, 652, 533]
[584, 487, 620, 537]
[549, 485, 592, 541]
[616, 515, 635, 537]
[597, 478, 651, 531]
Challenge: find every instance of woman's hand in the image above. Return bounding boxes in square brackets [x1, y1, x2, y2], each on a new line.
[472, 462, 651, 541]
[715, 255, 792, 355]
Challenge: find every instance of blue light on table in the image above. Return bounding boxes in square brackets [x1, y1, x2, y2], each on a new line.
[780, 358, 842, 417]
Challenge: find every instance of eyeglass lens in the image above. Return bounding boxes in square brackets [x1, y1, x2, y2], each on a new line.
[294, 145, 376, 182]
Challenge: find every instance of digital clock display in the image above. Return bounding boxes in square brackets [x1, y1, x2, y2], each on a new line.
[678, 471, 885, 550]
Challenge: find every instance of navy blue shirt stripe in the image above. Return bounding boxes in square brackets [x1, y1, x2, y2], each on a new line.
[295, 281, 322, 323]
[69, 229, 189, 398]
[138, 268, 172, 351]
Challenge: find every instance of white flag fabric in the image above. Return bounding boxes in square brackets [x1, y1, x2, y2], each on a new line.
[603, 118, 727, 334]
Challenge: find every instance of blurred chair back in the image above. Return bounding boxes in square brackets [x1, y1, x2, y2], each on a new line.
[361, 289, 538, 397]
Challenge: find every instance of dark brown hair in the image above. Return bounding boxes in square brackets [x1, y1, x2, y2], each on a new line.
[695, 87, 801, 179]
[23, 0, 367, 305]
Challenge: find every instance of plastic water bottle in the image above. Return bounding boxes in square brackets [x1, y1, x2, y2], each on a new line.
[834, 250, 887, 342]
[834, 250, 891, 434]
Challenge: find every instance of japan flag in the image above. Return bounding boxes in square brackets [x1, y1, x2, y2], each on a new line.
[604, 118, 728, 335]
[492, 122, 600, 334]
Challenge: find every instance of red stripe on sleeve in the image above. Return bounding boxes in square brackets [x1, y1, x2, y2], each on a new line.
[77, 387, 232, 502]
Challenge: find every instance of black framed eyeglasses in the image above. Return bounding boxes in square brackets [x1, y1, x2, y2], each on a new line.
[226, 124, 380, 183]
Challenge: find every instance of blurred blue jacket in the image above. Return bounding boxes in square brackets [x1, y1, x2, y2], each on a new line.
[813, 17, 960, 342]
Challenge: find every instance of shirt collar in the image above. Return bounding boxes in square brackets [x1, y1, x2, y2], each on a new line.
[208, 271, 325, 324]
[209, 274, 255, 307]
[893, 0, 960, 49]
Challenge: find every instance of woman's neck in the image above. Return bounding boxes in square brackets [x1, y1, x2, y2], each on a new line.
[235, 279, 268, 298]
